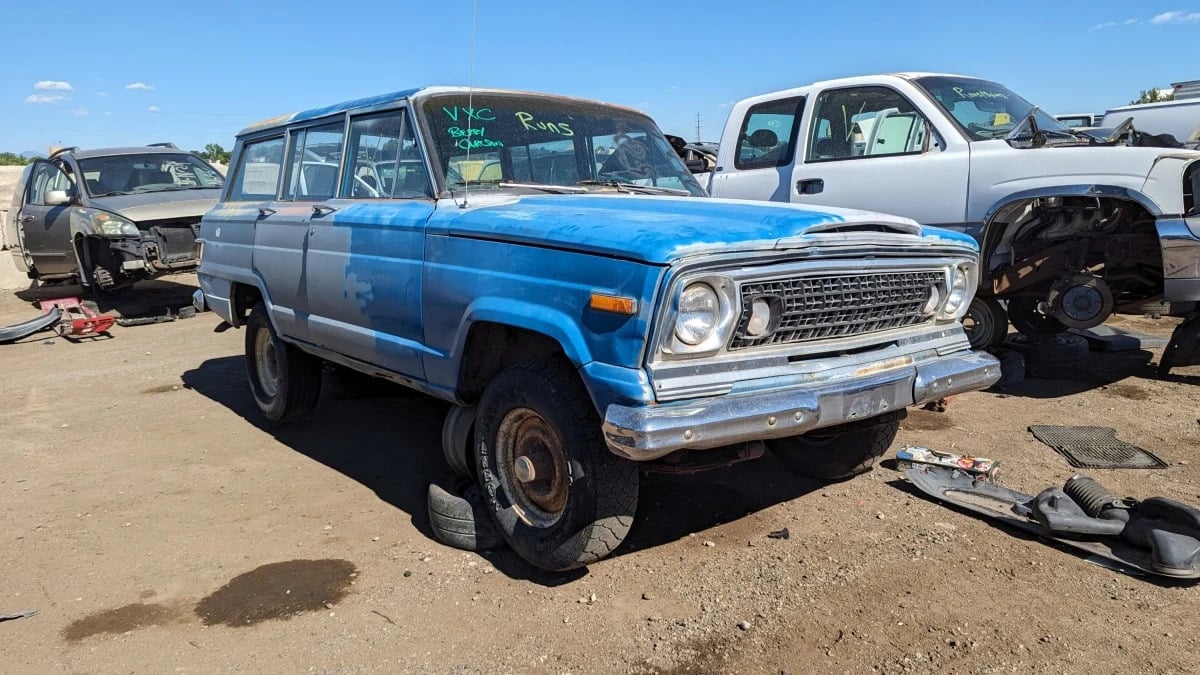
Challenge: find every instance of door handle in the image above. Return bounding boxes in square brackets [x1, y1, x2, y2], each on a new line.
[312, 204, 337, 216]
[257, 207, 276, 218]
[19, 215, 36, 223]
[795, 179, 824, 195]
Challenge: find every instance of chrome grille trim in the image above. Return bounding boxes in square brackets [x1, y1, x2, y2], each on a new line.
[729, 270, 942, 349]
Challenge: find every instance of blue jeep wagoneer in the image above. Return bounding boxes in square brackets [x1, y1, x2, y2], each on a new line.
[197, 87, 1000, 571]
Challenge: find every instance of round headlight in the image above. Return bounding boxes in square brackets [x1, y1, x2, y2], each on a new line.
[941, 265, 970, 319]
[675, 283, 719, 345]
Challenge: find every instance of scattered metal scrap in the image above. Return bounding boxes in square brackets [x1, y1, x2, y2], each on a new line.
[38, 298, 115, 338]
[906, 466, 1200, 579]
[116, 305, 196, 327]
[1028, 425, 1167, 469]
[0, 308, 62, 344]
[0, 610, 38, 623]
[897, 445, 1000, 481]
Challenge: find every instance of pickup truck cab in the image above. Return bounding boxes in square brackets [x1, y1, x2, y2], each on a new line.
[198, 87, 999, 571]
[707, 73, 1200, 348]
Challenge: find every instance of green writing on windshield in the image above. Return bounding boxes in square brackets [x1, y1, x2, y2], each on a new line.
[442, 105, 496, 122]
[447, 125, 504, 151]
[514, 111, 574, 137]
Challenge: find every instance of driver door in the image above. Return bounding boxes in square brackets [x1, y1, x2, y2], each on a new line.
[16, 160, 77, 276]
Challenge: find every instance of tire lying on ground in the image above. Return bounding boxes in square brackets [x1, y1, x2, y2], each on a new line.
[766, 410, 905, 481]
[427, 476, 505, 552]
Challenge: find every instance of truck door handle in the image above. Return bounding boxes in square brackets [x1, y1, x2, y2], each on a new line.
[257, 207, 276, 218]
[312, 204, 337, 216]
[19, 215, 35, 223]
[796, 179, 824, 195]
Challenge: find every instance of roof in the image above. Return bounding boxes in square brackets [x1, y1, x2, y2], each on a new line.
[66, 146, 194, 160]
[236, 86, 650, 137]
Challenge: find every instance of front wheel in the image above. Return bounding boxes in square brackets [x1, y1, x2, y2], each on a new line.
[245, 303, 322, 423]
[474, 357, 638, 571]
[766, 411, 904, 481]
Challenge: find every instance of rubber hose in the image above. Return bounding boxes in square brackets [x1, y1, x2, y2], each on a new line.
[1064, 474, 1120, 517]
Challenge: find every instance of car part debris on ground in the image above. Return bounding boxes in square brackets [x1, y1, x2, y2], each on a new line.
[0, 306, 61, 343]
[0, 609, 37, 623]
[1028, 425, 1168, 469]
[905, 465, 1200, 579]
[115, 304, 196, 327]
[897, 445, 1000, 481]
[38, 297, 115, 338]
[1159, 313, 1200, 377]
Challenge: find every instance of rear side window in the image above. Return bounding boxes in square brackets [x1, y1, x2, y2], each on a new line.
[228, 137, 284, 201]
[734, 97, 804, 170]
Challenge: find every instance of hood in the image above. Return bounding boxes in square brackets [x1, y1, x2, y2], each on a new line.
[86, 189, 221, 222]
[427, 194, 977, 264]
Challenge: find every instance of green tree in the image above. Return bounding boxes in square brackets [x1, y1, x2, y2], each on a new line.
[1129, 88, 1175, 105]
[0, 152, 29, 166]
[195, 142, 231, 164]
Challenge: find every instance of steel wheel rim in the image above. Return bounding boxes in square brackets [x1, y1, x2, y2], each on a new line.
[495, 407, 568, 528]
[254, 329, 280, 399]
[962, 300, 994, 349]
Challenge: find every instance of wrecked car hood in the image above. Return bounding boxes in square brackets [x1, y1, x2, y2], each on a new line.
[88, 190, 222, 222]
[426, 194, 977, 265]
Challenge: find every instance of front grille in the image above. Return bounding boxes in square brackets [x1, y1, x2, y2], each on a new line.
[728, 270, 942, 350]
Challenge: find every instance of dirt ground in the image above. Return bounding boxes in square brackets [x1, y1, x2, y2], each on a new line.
[0, 276, 1197, 674]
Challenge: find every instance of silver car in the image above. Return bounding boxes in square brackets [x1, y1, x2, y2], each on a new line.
[6, 145, 224, 290]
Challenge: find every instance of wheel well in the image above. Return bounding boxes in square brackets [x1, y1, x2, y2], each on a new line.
[982, 195, 1161, 298]
[457, 322, 567, 404]
[229, 283, 263, 326]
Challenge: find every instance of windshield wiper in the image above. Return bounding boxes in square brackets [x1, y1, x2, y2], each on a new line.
[497, 182, 589, 194]
[89, 190, 133, 197]
[577, 180, 690, 196]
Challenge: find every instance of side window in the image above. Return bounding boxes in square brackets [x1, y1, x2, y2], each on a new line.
[807, 86, 928, 161]
[228, 137, 284, 201]
[28, 162, 73, 205]
[734, 97, 804, 170]
[341, 110, 431, 199]
[283, 121, 345, 201]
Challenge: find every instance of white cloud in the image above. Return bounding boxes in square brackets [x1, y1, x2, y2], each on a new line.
[97, 91, 109, 97]
[126, 82, 154, 90]
[148, 105, 160, 112]
[34, 80, 73, 91]
[1089, 20, 1118, 30]
[1124, 18, 1139, 24]
[1151, 10, 1200, 23]
[25, 94, 65, 104]
[72, 107, 89, 117]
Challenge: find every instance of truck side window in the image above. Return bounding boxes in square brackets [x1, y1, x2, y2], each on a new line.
[808, 87, 928, 162]
[342, 110, 432, 199]
[734, 97, 804, 170]
[282, 122, 346, 201]
[228, 136, 284, 201]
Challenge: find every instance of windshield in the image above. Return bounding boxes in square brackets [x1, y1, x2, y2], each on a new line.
[79, 153, 225, 197]
[419, 93, 706, 196]
[914, 76, 1074, 141]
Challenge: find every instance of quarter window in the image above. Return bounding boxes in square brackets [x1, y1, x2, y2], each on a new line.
[808, 86, 929, 161]
[228, 137, 285, 201]
[341, 111, 431, 198]
[733, 97, 804, 170]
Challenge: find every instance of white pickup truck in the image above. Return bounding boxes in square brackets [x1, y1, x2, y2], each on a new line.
[706, 73, 1200, 349]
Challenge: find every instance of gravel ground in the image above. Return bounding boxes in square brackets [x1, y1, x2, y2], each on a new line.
[0, 277, 1196, 673]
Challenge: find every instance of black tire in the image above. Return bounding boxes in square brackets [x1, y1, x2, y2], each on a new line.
[427, 476, 504, 552]
[766, 411, 904, 481]
[1003, 332, 1089, 365]
[442, 405, 477, 478]
[963, 297, 1008, 349]
[990, 347, 1026, 388]
[1007, 295, 1066, 338]
[474, 357, 638, 571]
[245, 303, 322, 423]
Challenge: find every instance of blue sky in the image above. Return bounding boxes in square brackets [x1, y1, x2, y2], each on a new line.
[3, 0, 1198, 154]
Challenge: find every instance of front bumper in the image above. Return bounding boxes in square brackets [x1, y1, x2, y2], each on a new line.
[602, 350, 1000, 460]
[1157, 216, 1200, 302]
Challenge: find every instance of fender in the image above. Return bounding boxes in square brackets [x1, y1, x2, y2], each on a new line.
[453, 297, 596, 368]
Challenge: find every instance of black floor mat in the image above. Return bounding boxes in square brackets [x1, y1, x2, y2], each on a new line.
[1028, 425, 1167, 469]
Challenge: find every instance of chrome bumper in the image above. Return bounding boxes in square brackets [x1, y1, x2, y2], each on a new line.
[602, 350, 1000, 461]
[1157, 216, 1200, 302]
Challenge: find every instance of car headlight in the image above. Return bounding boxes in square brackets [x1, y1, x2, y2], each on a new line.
[72, 208, 139, 237]
[939, 262, 977, 320]
[675, 283, 720, 345]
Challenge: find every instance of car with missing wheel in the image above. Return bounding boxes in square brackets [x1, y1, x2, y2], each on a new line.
[6, 144, 224, 291]
[197, 87, 1001, 571]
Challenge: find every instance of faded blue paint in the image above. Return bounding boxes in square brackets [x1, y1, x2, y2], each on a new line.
[238, 88, 424, 135]
[426, 194, 975, 264]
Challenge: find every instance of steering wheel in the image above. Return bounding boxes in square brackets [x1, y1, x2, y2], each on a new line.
[599, 138, 658, 184]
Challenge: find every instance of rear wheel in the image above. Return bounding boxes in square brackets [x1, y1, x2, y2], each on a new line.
[474, 357, 638, 571]
[766, 411, 904, 481]
[963, 297, 1008, 349]
[245, 303, 322, 423]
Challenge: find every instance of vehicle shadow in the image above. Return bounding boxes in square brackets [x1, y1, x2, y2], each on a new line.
[14, 276, 198, 318]
[181, 355, 822, 585]
[987, 347, 1165, 399]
